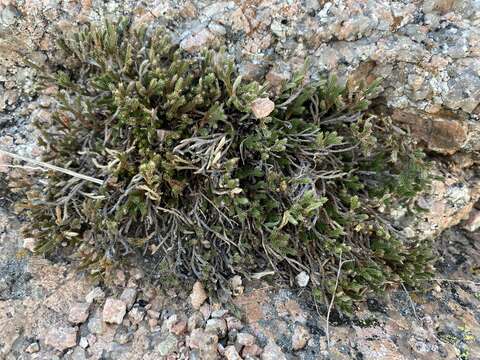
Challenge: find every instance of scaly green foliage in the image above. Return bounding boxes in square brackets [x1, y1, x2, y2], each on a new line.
[18, 18, 433, 312]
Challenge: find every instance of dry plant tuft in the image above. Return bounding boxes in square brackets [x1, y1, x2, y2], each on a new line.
[14, 17, 433, 312]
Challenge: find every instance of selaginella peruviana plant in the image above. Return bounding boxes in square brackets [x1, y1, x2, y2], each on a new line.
[15, 17, 433, 311]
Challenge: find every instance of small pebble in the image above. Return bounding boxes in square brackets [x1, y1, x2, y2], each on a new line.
[25, 342, 40, 353]
[103, 298, 127, 324]
[79, 337, 89, 349]
[190, 281, 208, 310]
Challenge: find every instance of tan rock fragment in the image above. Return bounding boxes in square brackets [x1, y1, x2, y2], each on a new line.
[392, 109, 468, 155]
[180, 28, 217, 53]
[291, 325, 310, 350]
[224, 345, 242, 360]
[45, 326, 77, 351]
[68, 302, 90, 324]
[251, 98, 275, 118]
[190, 281, 208, 310]
[102, 298, 126, 324]
[463, 209, 480, 232]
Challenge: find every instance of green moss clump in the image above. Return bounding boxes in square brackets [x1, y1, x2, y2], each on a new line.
[19, 17, 433, 311]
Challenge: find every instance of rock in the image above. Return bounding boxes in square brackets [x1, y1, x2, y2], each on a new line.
[217, 343, 226, 357]
[128, 306, 145, 324]
[200, 302, 212, 320]
[22, 237, 36, 252]
[236, 332, 255, 347]
[143, 287, 157, 301]
[275, 299, 307, 324]
[226, 316, 243, 331]
[412, 176, 480, 240]
[130, 267, 144, 280]
[187, 328, 219, 360]
[120, 288, 137, 310]
[37, 95, 51, 108]
[170, 318, 188, 336]
[147, 309, 160, 319]
[148, 318, 158, 329]
[188, 312, 205, 331]
[266, 68, 291, 92]
[423, 0, 456, 13]
[201, 2, 230, 18]
[85, 287, 105, 304]
[25, 342, 40, 353]
[180, 1, 197, 18]
[180, 28, 218, 53]
[211, 309, 228, 318]
[71, 346, 87, 360]
[102, 298, 126, 324]
[425, 118, 468, 155]
[230, 275, 242, 288]
[243, 344, 263, 357]
[126, 278, 138, 289]
[0, 5, 19, 27]
[261, 341, 286, 360]
[0, 136, 13, 147]
[451, 152, 474, 169]
[156, 334, 177, 356]
[463, 209, 480, 232]
[355, 336, 407, 360]
[114, 325, 134, 345]
[205, 318, 228, 338]
[208, 23, 226, 36]
[295, 271, 309, 287]
[45, 326, 78, 351]
[0, 152, 11, 173]
[165, 315, 188, 336]
[251, 98, 275, 119]
[187, 329, 213, 348]
[291, 325, 310, 351]
[68, 302, 90, 324]
[86, 334, 96, 346]
[165, 314, 179, 330]
[443, 68, 480, 113]
[87, 313, 104, 334]
[113, 269, 126, 287]
[79, 337, 89, 349]
[392, 110, 468, 155]
[338, 15, 374, 41]
[224, 345, 242, 360]
[229, 275, 244, 296]
[227, 329, 238, 344]
[239, 62, 266, 81]
[0, 277, 7, 293]
[190, 281, 208, 310]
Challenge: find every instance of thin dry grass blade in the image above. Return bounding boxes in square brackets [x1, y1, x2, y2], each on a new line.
[0, 148, 104, 185]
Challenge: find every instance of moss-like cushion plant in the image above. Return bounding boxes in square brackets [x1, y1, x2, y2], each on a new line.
[17, 17, 433, 311]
